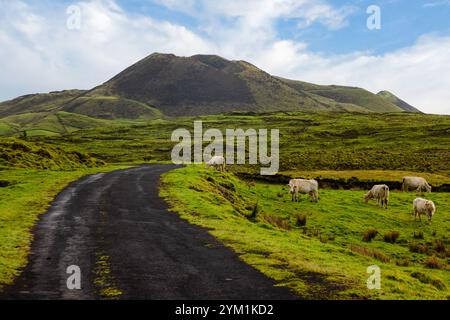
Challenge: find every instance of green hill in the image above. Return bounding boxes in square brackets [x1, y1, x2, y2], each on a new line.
[0, 53, 422, 134]
[0, 90, 85, 117]
[278, 78, 409, 113]
[377, 90, 422, 113]
[0, 111, 123, 136]
[62, 96, 163, 120]
[0, 138, 104, 169]
[90, 53, 411, 116]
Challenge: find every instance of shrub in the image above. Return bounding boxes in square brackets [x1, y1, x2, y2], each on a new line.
[295, 213, 307, 227]
[395, 258, 410, 267]
[350, 245, 390, 263]
[413, 231, 424, 239]
[363, 228, 378, 242]
[263, 214, 291, 231]
[409, 243, 428, 254]
[384, 231, 400, 244]
[411, 272, 446, 290]
[434, 240, 446, 253]
[248, 202, 260, 221]
[423, 256, 444, 269]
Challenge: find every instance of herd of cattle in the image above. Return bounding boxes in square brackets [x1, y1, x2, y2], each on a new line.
[287, 176, 436, 223]
[206, 156, 437, 224]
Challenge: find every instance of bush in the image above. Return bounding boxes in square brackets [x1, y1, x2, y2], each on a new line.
[363, 228, 378, 242]
[411, 272, 446, 290]
[413, 231, 424, 239]
[248, 202, 260, 221]
[263, 214, 291, 231]
[424, 256, 444, 269]
[434, 240, 446, 253]
[384, 231, 400, 243]
[395, 258, 410, 267]
[409, 243, 429, 254]
[295, 213, 307, 227]
[350, 245, 390, 263]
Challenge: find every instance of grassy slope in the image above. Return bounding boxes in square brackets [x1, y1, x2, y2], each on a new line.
[161, 166, 450, 300]
[0, 111, 141, 137]
[377, 91, 421, 113]
[0, 165, 129, 290]
[0, 90, 86, 117]
[278, 78, 404, 113]
[0, 138, 105, 170]
[62, 96, 163, 120]
[37, 112, 450, 174]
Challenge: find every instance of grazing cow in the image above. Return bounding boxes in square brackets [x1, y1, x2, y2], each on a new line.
[402, 176, 432, 193]
[364, 184, 390, 209]
[413, 198, 436, 223]
[288, 179, 319, 202]
[206, 156, 226, 172]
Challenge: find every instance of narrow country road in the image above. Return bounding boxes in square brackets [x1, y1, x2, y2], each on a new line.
[3, 165, 297, 300]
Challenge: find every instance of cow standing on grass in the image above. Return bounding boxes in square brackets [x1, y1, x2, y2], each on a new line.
[402, 176, 432, 193]
[206, 156, 226, 172]
[413, 198, 436, 223]
[364, 184, 390, 209]
[288, 179, 319, 202]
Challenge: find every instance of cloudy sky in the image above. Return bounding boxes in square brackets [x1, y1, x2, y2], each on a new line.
[1, 0, 450, 114]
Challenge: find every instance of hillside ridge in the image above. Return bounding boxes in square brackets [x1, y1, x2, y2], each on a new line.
[0, 53, 422, 131]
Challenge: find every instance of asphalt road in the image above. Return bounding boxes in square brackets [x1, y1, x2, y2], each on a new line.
[3, 165, 297, 300]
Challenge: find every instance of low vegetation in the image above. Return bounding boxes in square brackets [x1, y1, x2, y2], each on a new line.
[161, 166, 450, 299]
[0, 109, 448, 299]
[1, 112, 446, 176]
[0, 165, 129, 290]
[0, 138, 105, 170]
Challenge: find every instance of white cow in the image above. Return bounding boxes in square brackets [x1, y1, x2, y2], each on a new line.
[402, 176, 432, 193]
[206, 156, 226, 172]
[364, 184, 390, 209]
[413, 198, 436, 223]
[288, 179, 319, 202]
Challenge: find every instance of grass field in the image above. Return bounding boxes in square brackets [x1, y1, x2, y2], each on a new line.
[26, 112, 448, 174]
[0, 110, 448, 298]
[161, 166, 450, 299]
[0, 165, 130, 290]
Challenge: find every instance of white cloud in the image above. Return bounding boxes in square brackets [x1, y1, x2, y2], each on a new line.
[0, 0, 449, 114]
[260, 34, 450, 115]
[423, 1, 450, 7]
[0, 0, 212, 99]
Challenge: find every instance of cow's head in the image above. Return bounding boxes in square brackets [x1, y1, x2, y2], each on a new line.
[363, 191, 371, 203]
[287, 183, 296, 194]
[425, 201, 435, 222]
[425, 184, 432, 193]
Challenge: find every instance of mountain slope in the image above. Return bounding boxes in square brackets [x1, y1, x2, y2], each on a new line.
[0, 53, 421, 126]
[88, 53, 388, 116]
[278, 78, 405, 113]
[0, 90, 86, 117]
[377, 90, 422, 113]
